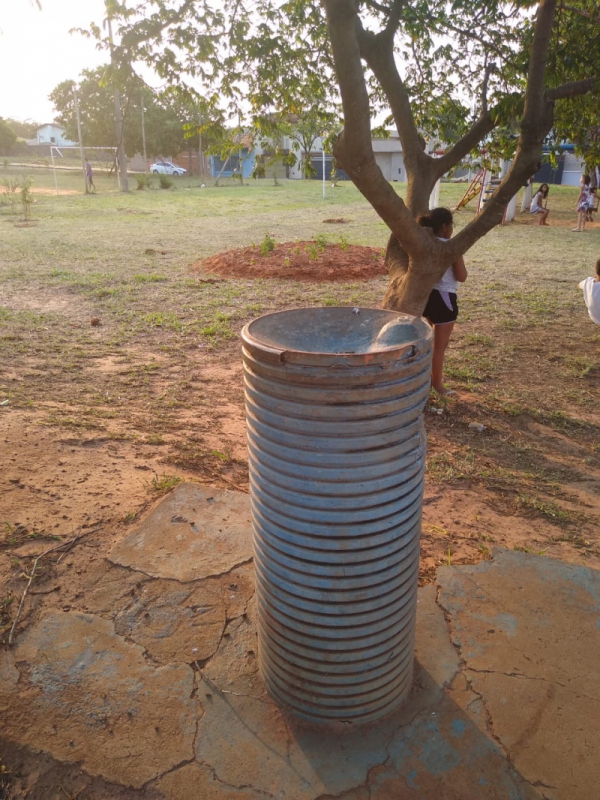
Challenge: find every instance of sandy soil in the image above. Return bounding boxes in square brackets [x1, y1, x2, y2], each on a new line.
[196, 240, 387, 281]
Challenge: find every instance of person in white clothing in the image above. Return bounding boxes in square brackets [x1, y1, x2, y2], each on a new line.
[420, 207, 468, 396]
[530, 183, 550, 226]
[579, 258, 600, 325]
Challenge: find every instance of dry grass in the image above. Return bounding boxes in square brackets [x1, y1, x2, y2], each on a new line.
[1, 168, 600, 573]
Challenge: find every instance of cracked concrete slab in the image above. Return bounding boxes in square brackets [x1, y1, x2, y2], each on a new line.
[190, 585, 535, 800]
[0, 610, 198, 788]
[3, 522, 600, 800]
[438, 550, 600, 800]
[109, 483, 253, 581]
[114, 578, 227, 665]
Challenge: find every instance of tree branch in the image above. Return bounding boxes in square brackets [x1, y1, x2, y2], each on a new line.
[451, 0, 559, 257]
[545, 77, 600, 100]
[433, 110, 496, 178]
[355, 17, 430, 176]
[559, 4, 600, 24]
[324, 0, 425, 250]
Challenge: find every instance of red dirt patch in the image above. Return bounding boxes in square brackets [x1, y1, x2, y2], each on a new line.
[195, 241, 386, 282]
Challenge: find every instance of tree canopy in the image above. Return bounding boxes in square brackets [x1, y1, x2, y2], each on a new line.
[3, 118, 40, 141]
[50, 67, 203, 159]
[0, 119, 18, 156]
[89, 0, 600, 311]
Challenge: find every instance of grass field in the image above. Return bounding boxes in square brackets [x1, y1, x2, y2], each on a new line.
[1, 166, 599, 596]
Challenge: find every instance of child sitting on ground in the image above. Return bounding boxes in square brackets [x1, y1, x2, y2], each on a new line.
[579, 258, 600, 325]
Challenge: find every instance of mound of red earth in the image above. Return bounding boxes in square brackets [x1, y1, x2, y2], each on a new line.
[195, 241, 387, 282]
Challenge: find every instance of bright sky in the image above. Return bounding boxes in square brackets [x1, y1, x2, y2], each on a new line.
[0, 0, 108, 123]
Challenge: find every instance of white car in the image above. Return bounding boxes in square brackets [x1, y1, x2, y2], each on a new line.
[150, 160, 187, 176]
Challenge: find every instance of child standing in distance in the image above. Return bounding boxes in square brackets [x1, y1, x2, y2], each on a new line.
[420, 207, 468, 396]
[573, 175, 591, 231]
[579, 258, 600, 325]
[85, 160, 96, 193]
[530, 183, 550, 225]
[585, 187, 597, 223]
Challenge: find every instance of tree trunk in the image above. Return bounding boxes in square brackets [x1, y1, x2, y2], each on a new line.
[214, 156, 230, 187]
[383, 164, 437, 297]
[383, 254, 444, 315]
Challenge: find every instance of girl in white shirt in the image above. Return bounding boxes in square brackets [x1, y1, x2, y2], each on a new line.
[530, 183, 550, 226]
[420, 208, 468, 396]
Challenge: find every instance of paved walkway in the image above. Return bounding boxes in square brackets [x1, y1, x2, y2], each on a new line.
[2, 483, 599, 799]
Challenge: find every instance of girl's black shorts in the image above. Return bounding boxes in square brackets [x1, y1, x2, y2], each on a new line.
[423, 289, 458, 325]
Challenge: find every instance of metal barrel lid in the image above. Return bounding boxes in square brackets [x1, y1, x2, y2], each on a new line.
[241, 307, 432, 367]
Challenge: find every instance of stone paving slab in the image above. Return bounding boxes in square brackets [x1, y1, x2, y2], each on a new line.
[0, 611, 198, 788]
[109, 482, 253, 581]
[2, 481, 600, 799]
[437, 551, 600, 800]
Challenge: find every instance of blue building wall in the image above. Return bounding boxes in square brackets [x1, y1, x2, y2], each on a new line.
[210, 149, 255, 179]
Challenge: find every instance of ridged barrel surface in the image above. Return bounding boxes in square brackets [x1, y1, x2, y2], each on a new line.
[242, 308, 433, 724]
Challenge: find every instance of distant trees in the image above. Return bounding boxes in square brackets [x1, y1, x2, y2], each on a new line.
[0, 119, 18, 156]
[49, 67, 198, 159]
[3, 119, 39, 141]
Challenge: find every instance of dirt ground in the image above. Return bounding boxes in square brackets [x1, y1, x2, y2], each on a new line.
[1, 176, 600, 796]
[197, 240, 386, 281]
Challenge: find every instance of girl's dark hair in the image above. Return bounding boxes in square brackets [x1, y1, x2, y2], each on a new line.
[596, 258, 600, 277]
[539, 183, 549, 196]
[584, 175, 591, 185]
[418, 207, 453, 235]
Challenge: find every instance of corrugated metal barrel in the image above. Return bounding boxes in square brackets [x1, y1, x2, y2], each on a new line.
[241, 308, 433, 725]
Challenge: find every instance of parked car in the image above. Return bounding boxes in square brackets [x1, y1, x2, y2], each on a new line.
[150, 160, 187, 176]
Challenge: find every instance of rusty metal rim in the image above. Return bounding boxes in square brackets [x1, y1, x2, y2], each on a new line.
[244, 395, 428, 435]
[262, 642, 414, 697]
[253, 535, 421, 594]
[257, 597, 417, 649]
[243, 368, 431, 405]
[250, 490, 424, 537]
[253, 532, 421, 583]
[252, 503, 421, 551]
[250, 472, 424, 519]
[246, 419, 423, 468]
[253, 524, 420, 574]
[260, 655, 414, 714]
[248, 449, 423, 498]
[257, 610, 417, 666]
[258, 583, 417, 634]
[248, 438, 422, 483]
[254, 557, 419, 614]
[246, 419, 424, 462]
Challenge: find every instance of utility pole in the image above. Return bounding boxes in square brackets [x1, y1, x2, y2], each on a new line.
[106, 12, 129, 192]
[141, 91, 148, 172]
[73, 86, 88, 194]
[237, 111, 243, 185]
[198, 110, 203, 182]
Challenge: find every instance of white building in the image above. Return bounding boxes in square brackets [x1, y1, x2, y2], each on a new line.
[35, 123, 76, 147]
[560, 150, 587, 186]
[372, 131, 406, 182]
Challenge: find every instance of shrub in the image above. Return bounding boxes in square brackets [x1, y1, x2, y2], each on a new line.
[260, 232, 275, 255]
[159, 174, 173, 190]
[136, 173, 152, 190]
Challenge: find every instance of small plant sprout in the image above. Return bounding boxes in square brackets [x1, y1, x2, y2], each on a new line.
[307, 243, 320, 261]
[150, 472, 182, 494]
[338, 235, 349, 251]
[21, 175, 33, 222]
[260, 232, 275, 255]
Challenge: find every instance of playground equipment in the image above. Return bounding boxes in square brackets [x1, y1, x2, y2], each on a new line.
[455, 168, 485, 210]
[455, 167, 517, 224]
